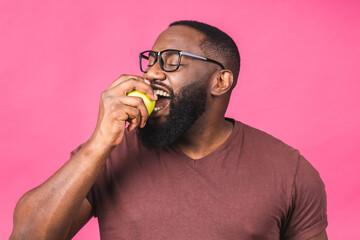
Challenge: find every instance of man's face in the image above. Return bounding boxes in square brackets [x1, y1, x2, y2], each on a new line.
[137, 80, 208, 148]
[137, 26, 218, 148]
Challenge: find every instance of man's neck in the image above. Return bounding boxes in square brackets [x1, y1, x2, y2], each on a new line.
[174, 116, 234, 160]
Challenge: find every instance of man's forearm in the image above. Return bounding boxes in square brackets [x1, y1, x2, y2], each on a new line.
[10, 138, 111, 239]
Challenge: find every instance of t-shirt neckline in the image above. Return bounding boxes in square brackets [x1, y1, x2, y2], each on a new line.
[168, 118, 242, 162]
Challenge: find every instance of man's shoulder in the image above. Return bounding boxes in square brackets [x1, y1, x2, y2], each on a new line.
[233, 120, 301, 168]
[239, 120, 298, 152]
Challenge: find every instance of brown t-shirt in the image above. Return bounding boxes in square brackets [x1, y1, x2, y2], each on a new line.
[76, 119, 327, 239]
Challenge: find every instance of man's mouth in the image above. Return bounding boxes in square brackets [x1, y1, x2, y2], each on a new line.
[150, 85, 172, 117]
[153, 89, 171, 112]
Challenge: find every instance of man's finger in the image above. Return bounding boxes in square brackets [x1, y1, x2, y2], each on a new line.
[111, 78, 158, 101]
[106, 74, 146, 90]
[116, 95, 149, 127]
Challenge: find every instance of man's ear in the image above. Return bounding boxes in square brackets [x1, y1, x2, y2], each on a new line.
[210, 70, 234, 96]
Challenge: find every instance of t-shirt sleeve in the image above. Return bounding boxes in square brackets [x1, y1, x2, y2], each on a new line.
[70, 144, 97, 217]
[282, 155, 328, 240]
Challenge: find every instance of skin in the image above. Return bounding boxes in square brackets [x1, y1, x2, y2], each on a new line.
[10, 26, 327, 240]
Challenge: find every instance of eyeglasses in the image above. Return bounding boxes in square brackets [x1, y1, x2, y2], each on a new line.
[139, 49, 225, 73]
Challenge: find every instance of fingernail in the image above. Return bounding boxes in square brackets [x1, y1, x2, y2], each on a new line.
[144, 79, 151, 84]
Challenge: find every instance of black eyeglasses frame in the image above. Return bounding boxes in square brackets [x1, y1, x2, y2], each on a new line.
[139, 49, 225, 73]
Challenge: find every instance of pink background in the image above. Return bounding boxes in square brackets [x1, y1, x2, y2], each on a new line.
[1, 0, 359, 239]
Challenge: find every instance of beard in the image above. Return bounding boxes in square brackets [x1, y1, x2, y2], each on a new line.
[137, 81, 207, 148]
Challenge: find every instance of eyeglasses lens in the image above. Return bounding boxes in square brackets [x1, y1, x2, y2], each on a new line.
[161, 51, 180, 71]
[140, 50, 181, 72]
[140, 51, 157, 72]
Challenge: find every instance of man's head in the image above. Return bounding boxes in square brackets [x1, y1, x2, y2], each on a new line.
[169, 20, 240, 86]
[137, 20, 240, 148]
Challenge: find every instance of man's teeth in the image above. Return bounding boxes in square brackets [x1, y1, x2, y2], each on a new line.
[154, 89, 170, 97]
[154, 107, 163, 112]
[153, 89, 169, 112]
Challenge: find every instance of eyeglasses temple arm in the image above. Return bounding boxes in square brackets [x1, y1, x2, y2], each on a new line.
[181, 52, 225, 69]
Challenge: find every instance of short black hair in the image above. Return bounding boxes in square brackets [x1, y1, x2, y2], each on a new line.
[169, 20, 240, 87]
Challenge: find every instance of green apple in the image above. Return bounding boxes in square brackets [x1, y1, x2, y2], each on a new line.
[127, 90, 156, 115]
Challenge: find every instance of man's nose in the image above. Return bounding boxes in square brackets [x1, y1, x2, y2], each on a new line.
[144, 61, 166, 82]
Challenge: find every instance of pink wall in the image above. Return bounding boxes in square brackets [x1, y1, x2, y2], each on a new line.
[1, 0, 359, 239]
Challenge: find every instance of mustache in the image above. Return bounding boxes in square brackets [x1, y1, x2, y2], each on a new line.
[151, 81, 174, 97]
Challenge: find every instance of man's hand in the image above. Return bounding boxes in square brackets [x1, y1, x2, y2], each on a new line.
[90, 74, 157, 147]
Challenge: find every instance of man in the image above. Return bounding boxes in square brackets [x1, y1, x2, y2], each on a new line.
[11, 20, 327, 239]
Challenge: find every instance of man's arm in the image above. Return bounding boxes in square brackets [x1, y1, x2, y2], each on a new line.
[282, 155, 328, 240]
[10, 137, 110, 240]
[65, 198, 93, 240]
[10, 75, 157, 240]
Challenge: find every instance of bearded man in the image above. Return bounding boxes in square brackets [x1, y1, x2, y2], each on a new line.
[11, 20, 328, 240]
